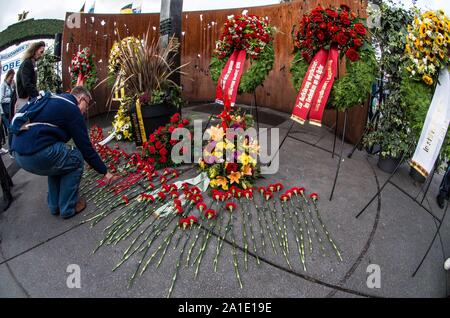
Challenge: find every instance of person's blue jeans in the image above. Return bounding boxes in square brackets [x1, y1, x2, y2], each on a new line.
[14, 142, 84, 218]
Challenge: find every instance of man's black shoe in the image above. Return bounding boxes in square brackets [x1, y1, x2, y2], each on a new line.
[437, 194, 446, 209]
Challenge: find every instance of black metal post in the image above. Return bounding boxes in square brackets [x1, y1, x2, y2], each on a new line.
[355, 148, 412, 219]
[411, 202, 447, 277]
[332, 109, 339, 159]
[253, 90, 260, 133]
[329, 109, 348, 201]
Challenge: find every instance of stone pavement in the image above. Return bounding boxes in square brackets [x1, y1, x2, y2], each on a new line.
[0, 103, 449, 298]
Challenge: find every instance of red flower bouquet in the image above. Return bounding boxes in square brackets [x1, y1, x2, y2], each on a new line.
[70, 47, 98, 90]
[293, 5, 368, 63]
[141, 113, 191, 169]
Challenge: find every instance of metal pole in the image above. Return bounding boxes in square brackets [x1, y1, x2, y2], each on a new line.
[329, 109, 348, 201]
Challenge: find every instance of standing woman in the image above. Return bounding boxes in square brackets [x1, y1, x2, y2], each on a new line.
[1, 69, 15, 139]
[0, 66, 13, 211]
[15, 41, 45, 112]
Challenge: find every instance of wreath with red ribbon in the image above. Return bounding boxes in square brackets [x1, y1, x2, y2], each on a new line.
[210, 13, 275, 94]
[70, 47, 98, 90]
[290, 5, 377, 115]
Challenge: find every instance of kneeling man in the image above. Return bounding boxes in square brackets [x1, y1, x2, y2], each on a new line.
[11, 86, 114, 218]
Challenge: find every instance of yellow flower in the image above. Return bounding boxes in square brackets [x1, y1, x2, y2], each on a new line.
[225, 141, 235, 151]
[422, 74, 434, 85]
[405, 44, 412, 54]
[438, 21, 445, 30]
[439, 50, 446, 59]
[198, 159, 206, 169]
[419, 23, 427, 37]
[445, 33, 450, 43]
[241, 164, 253, 176]
[215, 141, 225, 151]
[210, 179, 218, 188]
[207, 125, 225, 142]
[215, 176, 229, 190]
[414, 38, 421, 48]
[436, 35, 444, 46]
[228, 171, 242, 185]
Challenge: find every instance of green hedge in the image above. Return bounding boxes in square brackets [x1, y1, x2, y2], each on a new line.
[0, 19, 64, 51]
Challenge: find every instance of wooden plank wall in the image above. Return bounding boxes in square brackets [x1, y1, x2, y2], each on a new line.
[62, 0, 369, 143]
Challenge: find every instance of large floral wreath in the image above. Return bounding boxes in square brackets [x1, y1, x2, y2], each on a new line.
[210, 13, 275, 94]
[290, 5, 377, 111]
[70, 47, 97, 90]
[108, 36, 142, 78]
[402, 9, 450, 159]
[405, 10, 450, 86]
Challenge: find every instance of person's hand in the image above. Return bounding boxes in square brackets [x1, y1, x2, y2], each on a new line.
[104, 172, 119, 184]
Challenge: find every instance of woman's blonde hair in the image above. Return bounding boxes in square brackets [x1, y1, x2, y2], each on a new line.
[22, 41, 46, 61]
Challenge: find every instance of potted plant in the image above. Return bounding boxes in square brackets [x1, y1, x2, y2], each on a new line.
[364, 93, 413, 174]
[107, 31, 186, 138]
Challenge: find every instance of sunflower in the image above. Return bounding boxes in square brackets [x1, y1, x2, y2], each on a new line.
[438, 21, 445, 30]
[445, 33, 450, 43]
[414, 38, 421, 48]
[419, 23, 427, 37]
[436, 35, 444, 46]
[422, 74, 434, 85]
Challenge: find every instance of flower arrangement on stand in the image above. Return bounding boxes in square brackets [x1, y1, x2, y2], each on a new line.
[210, 12, 276, 94]
[290, 4, 377, 124]
[402, 9, 450, 174]
[108, 36, 142, 79]
[70, 47, 97, 90]
[405, 10, 450, 86]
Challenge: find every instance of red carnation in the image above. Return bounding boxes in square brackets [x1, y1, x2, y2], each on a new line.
[349, 30, 357, 38]
[264, 191, 273, 201]
[205, 209, 217, 219]
[149, 134, 156, 143]
[225, 202, 237, 212]
[174, 199, 182, 206]
[354, 23, 367, 35]
[345, 48, 360, 62]
[122, 195, 129, 205]
[175, 205, 184, 215]
[179, 217, 190, 228]
[310, 193, 319, 201]
[182, 119, 190, 125]
[188, 215, 198, 225]
[159, 156, 168, 164]
[158, 192, 167, 201]
[196, 202, 207, 212]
